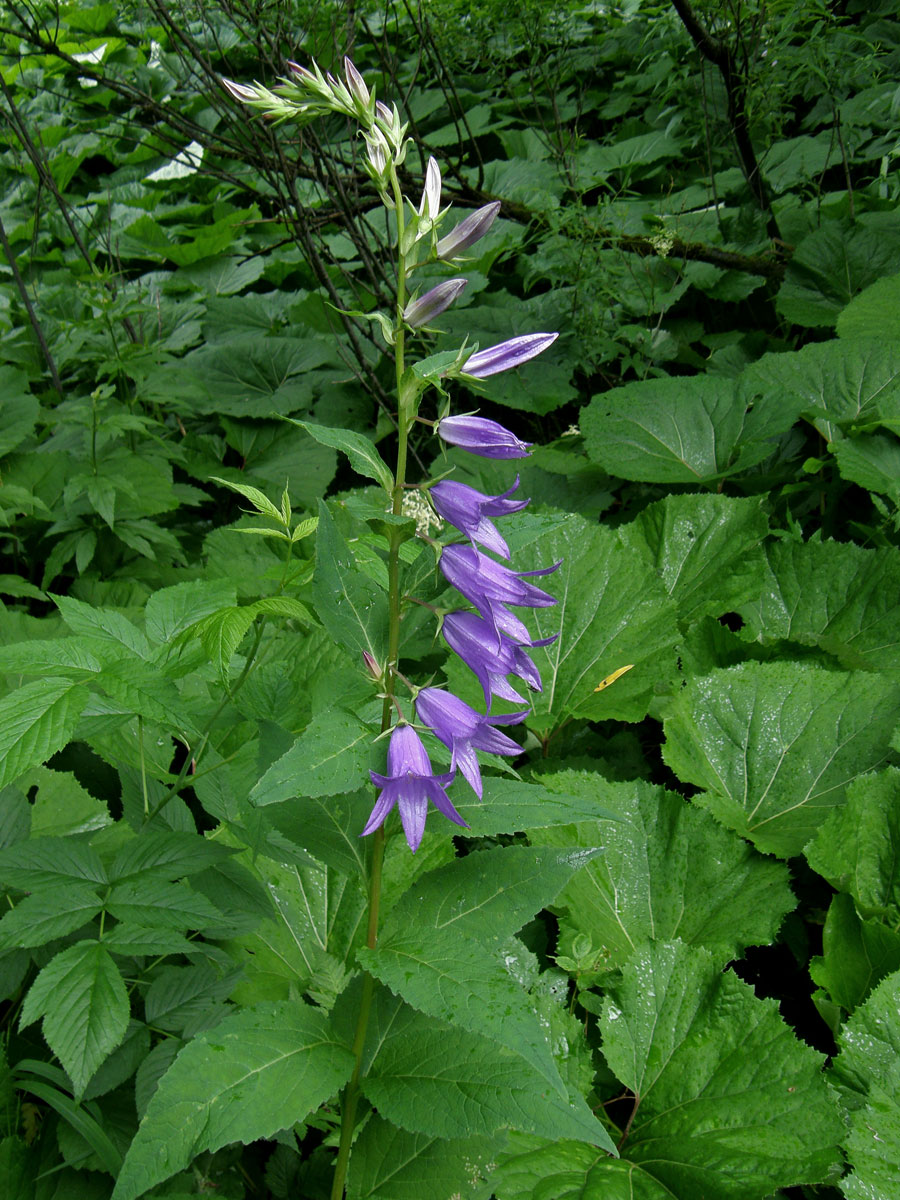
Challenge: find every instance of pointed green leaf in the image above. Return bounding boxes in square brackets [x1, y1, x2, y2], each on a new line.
[20, 941, 129, 1097]
[264, 791, 369, 879]
[0, 883, 103, 949]
[105, 878, 224, 930]
[347, 1115, 501, 1200]
[451, 778, 623, 835]
[0, 837, 106, 890]
[193, 605, 257, 679]
[662, 662, 900, 857]
[109, 830, 238, 883]
[0, 679, 90, 791]
[52, 595, 150, 659]
[529, 771, 794, 971]
[832, 433, 900, 504]
[251, 708, 376, 805]
[111, 1002, 355, 1200]
[210, 476, 285, 521]
[144, 579, 237, 644]
[600, 941, 842, 1197]
[288, 420, 393, 495]
[314, 500, 389, 662]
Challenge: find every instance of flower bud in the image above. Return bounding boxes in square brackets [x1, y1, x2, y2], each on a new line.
[343, 57, 370, 110]
[462, 332, 558, 379]
[403, 278, 467, 328]
[436, 201, 501, 260]
[438, 414, 532, 459]
[419, 156, 442, 224]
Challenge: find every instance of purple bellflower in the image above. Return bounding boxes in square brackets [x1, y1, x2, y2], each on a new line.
[438, 414, 532, 459]
[440, 543, 560, 643]
[364, 724, 465, 853]
[430, 477, 528, 559]
[463, 332, 558, 379]
[416, 687, 526, 799]
[403, 278, 467, 328]
[436, 201, 501, 260]
[442, 610, 556, 706]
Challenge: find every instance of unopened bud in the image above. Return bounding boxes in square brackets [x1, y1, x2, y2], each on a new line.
[363, 651, 381, 679]
[436, 201, 501, 260]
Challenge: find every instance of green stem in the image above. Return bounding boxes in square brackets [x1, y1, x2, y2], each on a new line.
[330, 165, 411, 1200]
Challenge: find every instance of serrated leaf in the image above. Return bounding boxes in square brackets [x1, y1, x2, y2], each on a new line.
[288, 420, 393, 495]
[0, 883, 103, 949]
[347, 1115, 500, 1199]
[251, 708, 377, 805]
[145, 579, 237, 644]
[0, 636, 105, 677]
[105, 878, 224, 930]
[109, 830, 238, 883]
[619, 493, 768, 627]
[264, 792, 369, 879]
[20, 941, 129, 1097]
[832, 433, 900, 503]
[52, 595, 150, 659]
[528, 771, 794, 971]
[26, 766, 111, 837]
[492, 514, 678, 728]
[101, 925, 198, 957]
[599, 941, 842, 1197]
[314, 500, 389, 662]
[111, 1002, 355, 1200]
[0, 679, 90, 792]
[210, 475, 285, 521]
[451, 778, 623, 835]
[94, 657, 192, 727]
[739, 539, 900, 671]
[143, 964, 240, 1035]
[581, 375, 804, 484]
[361, 1000, 615, 1150]
[193, 605, 257, 679]
[0, 837, 106, 889]
[811, 892, 900, 1012]
[662, 662, 900, 857]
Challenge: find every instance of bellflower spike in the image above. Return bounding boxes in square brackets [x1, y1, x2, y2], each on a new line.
[441, 543, 559, 620]
[403, 278, 467, 328]
[436, 201, 501, 260]
[364, 724, 464, 853]
[463, 332, 558, 379]
[443, 610, 556, 706]
[430, 477, 528, 558]
[416, 687, 526, 799]
[438, 414, 532, 459]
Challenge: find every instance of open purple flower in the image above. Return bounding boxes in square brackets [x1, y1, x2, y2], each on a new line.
[430, 477, 528, 558]
[416, 687, 526, 798]
[364, 724, 465, 852]
[440, 543, 559, 643]
[438, 415, 532, 459]
[443, 610, 555, 706]
[463, 333, 558, 379]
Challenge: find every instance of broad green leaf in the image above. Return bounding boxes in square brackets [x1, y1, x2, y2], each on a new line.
[143, 964, 241, 1036]
[0, 837, 106, 889]
[739, 539, 900, 671]
[600, 942, 841, 1197]
[806, 768, 900, 919]
[20, 941, 129, 1097]
[251, 708, 376, 805]
[101, 925, 198, 957]
[314, 500, 388, 662]
[837, 273, 900, 342]
[0, 636, 105, 678]
[0, 883, 103, 949]
[810, 893, 900, 1012]
[619, 493, 768, 627]
[830, 970, 900, 1200]
[452, 778, 623, 835]
[264, 792, 370, 879]
[581, 375, 804, 484]
[489, 1135, 657, 1200]
[192, 605, 257, 680]
[25, 767, 111, 837]
[94, 657, 192, 728]
[52, 595, 150, 658]
[144, 579, 236, 644]
[662, 662, 900, 857]
[832, 433, 900, 503]
[347, 1116, 501, 1200]
[209, 476, 285, 521]
[493, 514, 678, 728]
[529, 772, 794, 971]
[0, 679, 90, 792]
[109, 830, 238, 883]
[361, 1000, 615, 1150]
[288, 419, 393, 495]
[105, 878, 224, 930]
[741, 338, 900, 442]
[111, 1002, 355, 1200]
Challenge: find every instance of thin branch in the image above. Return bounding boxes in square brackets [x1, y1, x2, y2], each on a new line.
[0, 211, 62, 394]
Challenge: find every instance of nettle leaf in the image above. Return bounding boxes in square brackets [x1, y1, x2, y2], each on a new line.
[662, 662, 900, 857]
[581, 375, 804, 484]
[0, 882, 103, 949]
[111, 1002, 356, 1200]
[619, 493, 768, 628]
[807, 767, 900, 919]
[830, 970, 900, 1200]
[361, 999, 614, 1150]
[497, 514, 678, 729]
[0, 836, 106, 889]
[597, 941, 842, 1198]
[20, 941, 129, 1098]
[250, 708, 377, 805]
[739, 539, 900, 671]
[0, 636, 105, 678]
[144, 579, 237, 644]
[287, 419, 393, 495]
[740, 338, 900, 442]
[347, 1115, 501, 1200]
[529, 771, 794, 972]
[52, 595, 151, 659]
[314, 500, 388, 662]
[810, 893, 900, 1012]
[0, 679, 90, 792]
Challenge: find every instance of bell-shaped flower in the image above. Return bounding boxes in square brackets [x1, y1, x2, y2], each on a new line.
[436, 201, 501, 260]
[438, 414, 532, 459]
[416, 687, 526, 799]
[440, 543, 559, 643]
[463, 333, 558, 379]
[403, 278, 467, 328]
[429, 477, 528, 559]
[443, 610, 556, 706]
[364, 723, 464, 852]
